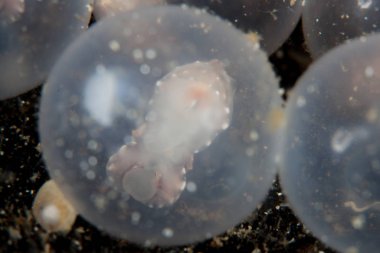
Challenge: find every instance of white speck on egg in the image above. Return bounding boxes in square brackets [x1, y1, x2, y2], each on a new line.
[145, 48, 157, 59]
[186, 181, 197, 192]
[131, 211, 141, 225]
[109, 40, 120, 52]
[365, 66, 374, 78]
[41, 204, 60, 227]
[296, 96, 306, 107]
[32, 180, 77, 233]
[162, 227, 174, 238]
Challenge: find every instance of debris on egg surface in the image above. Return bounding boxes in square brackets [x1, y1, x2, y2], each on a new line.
[32, 180, 77, 233]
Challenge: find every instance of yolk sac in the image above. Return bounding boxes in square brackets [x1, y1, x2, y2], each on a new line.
[39, 6, 281, 246]
[0, 0, 92, 100]
[303, 0, 380, 58]
[106, 60, 233, 208]
[279, 34, 380, 253]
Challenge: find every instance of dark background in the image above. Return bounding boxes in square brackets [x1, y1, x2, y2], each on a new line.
[0, 15, 338, 253]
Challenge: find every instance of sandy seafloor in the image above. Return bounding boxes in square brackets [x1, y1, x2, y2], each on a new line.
[0, 22, 338, 253]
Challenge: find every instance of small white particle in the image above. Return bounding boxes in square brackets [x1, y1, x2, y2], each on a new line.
[186, 181, 197, 192]
[41, 204, 60, 226]
[365, 66, 374, 78]
[245, 147, 255, 157]
[351, 215, 366, 229]
[222, 122, 229, 130]
[366, 108, 378, 123]
[131, 212, 141, 225]
[145, 49, 157, 59]
[249, 130, 259, 141]
[162, 228, 174, 238]
[86, 170, 96, 180]
[133, 49, 143, 60]
[296, 96, 306, 107]
[64, 150, 73, 159]
[87, 140, 98, 150]
[109, 40, 120, 52]
[88, 156, 98, 166]
[140, 64, 151, 75]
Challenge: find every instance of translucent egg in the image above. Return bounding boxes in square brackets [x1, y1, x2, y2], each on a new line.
[0, 0, 92, 100]
[280, 34, 380, 253]
[303, 0, 380, 58]
[39, 6, 281, 246]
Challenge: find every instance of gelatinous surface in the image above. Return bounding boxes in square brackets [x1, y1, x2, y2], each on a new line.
[93, 0, 164, 19]
[280, 34, 380, 253]
[167, 0, 304, 54]
[0, 0, 92, 100]
[39, 6, 281, 246]
[93, 0, 303, 54]
[303, 0, 380, 58]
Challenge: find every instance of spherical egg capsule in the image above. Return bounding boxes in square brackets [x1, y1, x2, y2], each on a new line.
[0, 0, 92, 100]
[32, 180, 77, 233]
[39, 6, 281, 246]
[279, 34, 380, 253]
